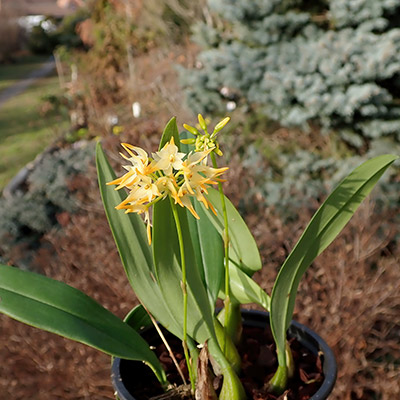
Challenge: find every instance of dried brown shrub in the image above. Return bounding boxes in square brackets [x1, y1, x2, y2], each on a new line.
[63, 0, 198, 136]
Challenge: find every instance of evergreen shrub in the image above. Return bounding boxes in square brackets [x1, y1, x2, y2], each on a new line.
[0, 142, 94, 268]
[181, 0, 400, 148]
[180, 0, 400, 217]
[239, 142, 399, 216]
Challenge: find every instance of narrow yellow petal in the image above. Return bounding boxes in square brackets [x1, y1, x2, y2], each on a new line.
[198, 195, 208, 209]
[147, 222, 152, 245]
[121, 143, 135, 157]
[187, 205, 200, 219]
[107, 177, 123, 186]
[207, 199, 217, 216]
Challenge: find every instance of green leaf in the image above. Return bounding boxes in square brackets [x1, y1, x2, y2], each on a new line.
[227, 263, 270, 311]
[96, 142, 182, 338]
[202, 188, 262, 275]
[0, 264, 166, 384]
[152, 197, 217, 344]
[159, 117, 180, 151]
[270, 154, 398, 367]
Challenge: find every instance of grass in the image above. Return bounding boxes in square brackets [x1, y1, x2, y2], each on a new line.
[0, 55, 50, 92]
[0, 72, 69, 190]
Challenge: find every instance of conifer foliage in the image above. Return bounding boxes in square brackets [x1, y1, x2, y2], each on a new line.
[181, 0, 400, 149]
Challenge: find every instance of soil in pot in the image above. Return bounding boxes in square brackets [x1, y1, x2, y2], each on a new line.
[114, 312, 330, 400]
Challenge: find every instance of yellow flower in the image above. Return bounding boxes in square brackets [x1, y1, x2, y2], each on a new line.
[135, 176, 161, 203]
[180, 151, 228, 194]
[107, 143, 155, 190]
[108, 131, 229, 245]
[156, 175, 179, 200]
[152, 137, 185, 176]
[192, 186, 217, 215]
[120, 143, 149, 168]
[108, 168, 139, 190]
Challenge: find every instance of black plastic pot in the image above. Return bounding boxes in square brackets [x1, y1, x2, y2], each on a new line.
[111, 309, 337, 400]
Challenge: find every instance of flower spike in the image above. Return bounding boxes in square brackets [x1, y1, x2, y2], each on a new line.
[108, 131, 229, 244]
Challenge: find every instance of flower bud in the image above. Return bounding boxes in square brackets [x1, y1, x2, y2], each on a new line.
[198, 114, 207, 131]
[183, 124, 200, 136]
[180, 138, 196, 145]
[213, 117, 230, 134]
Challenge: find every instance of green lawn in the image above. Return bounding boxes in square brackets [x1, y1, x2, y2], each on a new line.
[0, 55, 50, 92]
[0, 73, 69, 190]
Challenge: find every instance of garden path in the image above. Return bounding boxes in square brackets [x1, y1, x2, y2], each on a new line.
[0, 56, 55, 108]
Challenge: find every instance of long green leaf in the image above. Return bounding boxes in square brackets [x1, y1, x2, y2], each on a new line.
[152, 198, 217, 343]
[202, 188, 261, 275]
[96, 142, 182, 338]
[270, 154, 398, 367]
[0, 264, 166, 383]
[187, 201, 225, 307]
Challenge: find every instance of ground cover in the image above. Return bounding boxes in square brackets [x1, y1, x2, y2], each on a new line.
[0, 73, 68, 190]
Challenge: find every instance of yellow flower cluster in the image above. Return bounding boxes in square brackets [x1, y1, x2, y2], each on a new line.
[107, 137, 228, 244]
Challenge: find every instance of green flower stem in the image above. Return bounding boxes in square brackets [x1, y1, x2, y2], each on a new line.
[187, 337, 199, 381]
[146, 195, 163, 208]
[210, 152, 233, 344]
[170, 198, 196, 392]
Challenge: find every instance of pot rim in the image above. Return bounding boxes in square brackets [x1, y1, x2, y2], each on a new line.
[111, 309, 337, 400]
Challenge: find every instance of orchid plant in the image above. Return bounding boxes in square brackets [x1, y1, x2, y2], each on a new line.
[0, 116, 397, 399]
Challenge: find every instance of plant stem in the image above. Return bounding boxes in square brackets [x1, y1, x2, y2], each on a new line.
[170, 198, 196, 392]
[210, 152, 231, 342]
